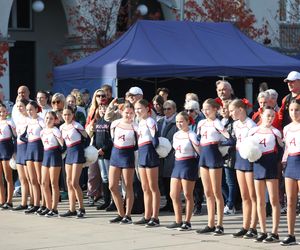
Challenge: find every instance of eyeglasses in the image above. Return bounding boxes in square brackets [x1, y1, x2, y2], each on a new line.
[185, 109, 195, 112]
[96, 94, 106, 98]
[52, 100, 61, 104]
[163, 107, 172, 111]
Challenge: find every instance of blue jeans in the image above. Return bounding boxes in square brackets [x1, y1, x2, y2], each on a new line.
[98, 159, 110, 183]
[222, 167, 237, 209]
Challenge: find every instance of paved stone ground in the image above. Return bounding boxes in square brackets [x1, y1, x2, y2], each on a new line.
[0, 197, 299, 250]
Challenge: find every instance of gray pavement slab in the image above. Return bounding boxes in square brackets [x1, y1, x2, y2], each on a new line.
[0, 199, 299, 250]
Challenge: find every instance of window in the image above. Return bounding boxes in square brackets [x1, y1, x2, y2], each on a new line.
[280, 0, 300, 23]
[8, 0, 32, 30]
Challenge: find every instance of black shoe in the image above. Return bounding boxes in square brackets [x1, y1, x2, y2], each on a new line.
[145, 218, 160, 228]
[39, 208, 50, 216]
[243, 228, 257, 239]
[12, 205, 28, 211]
[1, 202, 13, 210]
[213, 225, 224, 236]
[25, 206, 40, 214]
[280, 235, 297, 246]
[192, 207, 202, 216]
[133, 217, 150, 225]
[105, 201, 117, 212]
[96, 202, 110, 210]
[254, 233, 268, 242]
[232, 228, 248, 238]
[45, 209, 59, 217]
[0, 203, 4, 208]
[35, 206, 47, 215]
[196, 225, 216, 234]
[120, 215, 132, 225]
[178, 222, 192, 231]
[109, 215, 123, 224]
[76, 208, 86, 218]
[263, 233, 279, 243]
[166, 222, 182, 230]
[59, 210, 77, 217]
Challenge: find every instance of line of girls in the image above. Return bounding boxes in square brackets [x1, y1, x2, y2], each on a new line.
[0, 99, 88, 218]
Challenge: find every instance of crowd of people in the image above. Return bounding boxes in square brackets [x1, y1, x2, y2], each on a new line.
[0, 70, 300, 246]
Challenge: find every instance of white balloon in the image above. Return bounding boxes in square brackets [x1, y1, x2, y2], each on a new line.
[32, 1, 45, 13]
[137, 4, 148, 16]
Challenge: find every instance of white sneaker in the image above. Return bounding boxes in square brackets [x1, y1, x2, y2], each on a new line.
[224, 205, 236, 215]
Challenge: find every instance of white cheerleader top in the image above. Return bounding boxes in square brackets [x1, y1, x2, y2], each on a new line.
[27, 116, 44, 142]
[197, 118, 226, 146]
[111, 119, 137, 149]
[14, 115, 28, 144]
[248, 126, 282, 155]
[283, 123, 300, 156]
[137, 117, 157, 146]
[60, 121, 84, 147]
[233, 117, 257, 150]
[0, 119, 15, 142]
[173, 130, 199, 160]
[41, 127, 62, 150]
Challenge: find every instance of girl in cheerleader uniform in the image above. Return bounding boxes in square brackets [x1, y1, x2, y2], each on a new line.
[24, 101, 45, 215]
[134, 99, 161, 227]
[60, 105, 87, 218]
[248, 106, 282, 243]
[196, 98, 229, 236]
[166, 111, 200, 231]
[40, 111, 63, 217]
[108, 101, 137, 224]
[280, 99, 300, 246]
[0, 104, 16, 209]
[12, 99, 31, 211]
[229, 99, 258, 239]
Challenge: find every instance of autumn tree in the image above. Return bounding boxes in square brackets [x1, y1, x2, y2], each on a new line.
[180, 0, 269, 39]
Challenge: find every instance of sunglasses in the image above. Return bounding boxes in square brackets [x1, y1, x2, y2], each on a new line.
[185, 109, 195, 112]
[96, 94, 106, 98]
[163, 107, 172, 111]
[52, 100, 61, 104]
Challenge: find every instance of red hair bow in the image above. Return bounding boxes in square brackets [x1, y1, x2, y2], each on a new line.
[189, 116, 195, 125]
[241, 98, 253, 108]
[215, 98, 223, 107]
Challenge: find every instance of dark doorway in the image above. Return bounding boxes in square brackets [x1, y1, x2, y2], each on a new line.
[9, 41, 35, 101]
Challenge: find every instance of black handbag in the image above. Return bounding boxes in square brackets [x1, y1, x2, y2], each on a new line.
[76, 128, 90, 148]
[19, 126, 28, 143]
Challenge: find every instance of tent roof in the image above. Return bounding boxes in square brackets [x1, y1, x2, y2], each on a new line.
[53, 20, 300, 82]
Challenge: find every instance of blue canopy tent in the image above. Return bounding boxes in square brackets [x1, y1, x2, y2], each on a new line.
[53, 20, 300, 95]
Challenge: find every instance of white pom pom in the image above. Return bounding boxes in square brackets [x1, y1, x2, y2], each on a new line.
[239, 136, 262, 162]
[10, 156, 17, 170]
[155, 137, 172, 158]
[84, 145, 98, 166]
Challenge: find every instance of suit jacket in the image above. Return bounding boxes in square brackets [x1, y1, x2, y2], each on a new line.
[157, 114, 177, 177]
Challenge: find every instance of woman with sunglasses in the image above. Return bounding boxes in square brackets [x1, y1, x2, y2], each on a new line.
[86, 89, 108, 126]
[51, 93, 66, 127]
[85, 89, 111, 208]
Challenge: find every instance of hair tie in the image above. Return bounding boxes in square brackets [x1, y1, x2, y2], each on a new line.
[189, 116, 195, 125]
[242, 98, 253, 108]
[215, 97, 223, 107]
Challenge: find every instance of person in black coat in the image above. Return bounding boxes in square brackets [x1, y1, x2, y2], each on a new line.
[157, 100, 177, 212]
